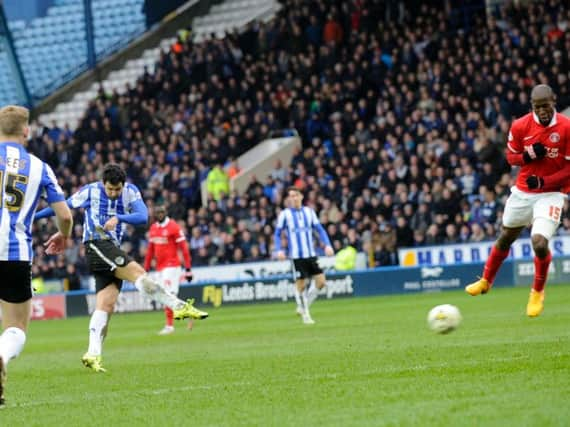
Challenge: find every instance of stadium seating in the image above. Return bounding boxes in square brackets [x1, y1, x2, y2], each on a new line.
[37, 0, 281, 129]
[0, 0, 145, 105]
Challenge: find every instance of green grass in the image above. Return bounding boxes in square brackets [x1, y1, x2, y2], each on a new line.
[2, 285, 570, 426]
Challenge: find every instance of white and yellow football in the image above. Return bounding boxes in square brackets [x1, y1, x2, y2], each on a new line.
[427, 304, 462, 334]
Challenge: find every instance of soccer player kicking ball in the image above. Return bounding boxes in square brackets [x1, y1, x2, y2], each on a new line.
[36, 164, 208, 373]
[466, 84, 570, 317]
[145, 205, 193, 335]
[274, 187, 334, 324]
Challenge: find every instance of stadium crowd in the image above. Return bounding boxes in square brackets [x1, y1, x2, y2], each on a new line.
[29, 0, 570, 288]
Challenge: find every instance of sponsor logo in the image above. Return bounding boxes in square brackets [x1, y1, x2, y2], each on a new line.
[403, 278, 461, 291]
[421, 267, 443, 278]
[523, 135, 534, 140]
[114, 256, 125, 265]
[31, 295, 66, 320]
[202, 276, 354, 307]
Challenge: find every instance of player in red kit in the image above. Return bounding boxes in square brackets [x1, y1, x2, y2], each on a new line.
[466, 84, 570, 317]
[145, 205, 193, 334]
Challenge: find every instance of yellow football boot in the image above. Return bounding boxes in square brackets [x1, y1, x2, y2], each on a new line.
[82, 353, 107, 373]
[465, 277, 490, 296]
[173, 299, 209, 320]
[526, 289, 545, 317]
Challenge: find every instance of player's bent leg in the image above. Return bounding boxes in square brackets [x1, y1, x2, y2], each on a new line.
[115, 261, 147, 284]
[466, 226, 523, 296]
[115, 262, 206, 317]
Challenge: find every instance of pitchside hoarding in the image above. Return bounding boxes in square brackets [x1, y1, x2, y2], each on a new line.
[513, 256, 570, 286]
[197, 275, 355, 307]
[398, 236, 570, 267]
[0, 294, 66, 321]
[62, 260, 515, 317]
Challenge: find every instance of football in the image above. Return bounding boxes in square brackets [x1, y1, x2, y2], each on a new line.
[427, 304, 462, 334]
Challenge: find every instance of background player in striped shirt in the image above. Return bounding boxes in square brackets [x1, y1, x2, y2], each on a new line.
[145, 204, 193, 335]
[274, 186, 334, 324]
[0, 105, 73, 406]
[466, 85, 570, 317]
[36, 164, 207, 373]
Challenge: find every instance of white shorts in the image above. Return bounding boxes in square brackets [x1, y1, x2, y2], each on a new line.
[502, 187, 565, 239]
[157, 266, 183, 295]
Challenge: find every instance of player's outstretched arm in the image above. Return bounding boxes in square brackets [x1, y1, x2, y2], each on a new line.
[44, 200, 73, 255]
[35, 185, 90, 221]
[35, 198, 76, 220]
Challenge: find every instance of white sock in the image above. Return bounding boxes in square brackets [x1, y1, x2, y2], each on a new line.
[307, 285, 320, 306]
[294, 288, 303, 310]
[301, 291, 310, 315]
[0, 327, 26, 366]
[87, 310, 108, 356]
[134, 275, 185, 310]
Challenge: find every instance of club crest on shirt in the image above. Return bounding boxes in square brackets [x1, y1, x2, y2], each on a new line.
[549, 132, 560, 143]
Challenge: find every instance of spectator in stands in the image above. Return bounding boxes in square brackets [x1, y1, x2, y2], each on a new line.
[31, 0, 570, 281]
[206, 162, 230, 202]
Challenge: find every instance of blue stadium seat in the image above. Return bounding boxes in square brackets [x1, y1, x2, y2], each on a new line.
[3, 0, 146, 102]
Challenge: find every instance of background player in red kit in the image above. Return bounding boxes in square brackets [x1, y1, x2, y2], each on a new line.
[466, 84, 570, 317]
[145, 205, 193, 334]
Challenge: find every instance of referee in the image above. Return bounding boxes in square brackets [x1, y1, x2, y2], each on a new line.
[274, 187, 334, 324]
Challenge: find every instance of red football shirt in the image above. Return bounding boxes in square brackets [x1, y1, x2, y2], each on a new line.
[506, 112, 570, 193]
[144, 218, 191, 271]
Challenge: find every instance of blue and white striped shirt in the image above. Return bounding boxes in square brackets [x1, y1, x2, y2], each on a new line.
[274, 206, 331, 259]
[36, 181, 148, 246]
[0, 141, 65, 261]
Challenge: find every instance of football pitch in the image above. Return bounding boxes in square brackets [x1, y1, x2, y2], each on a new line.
[2, 286, 570, 426]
